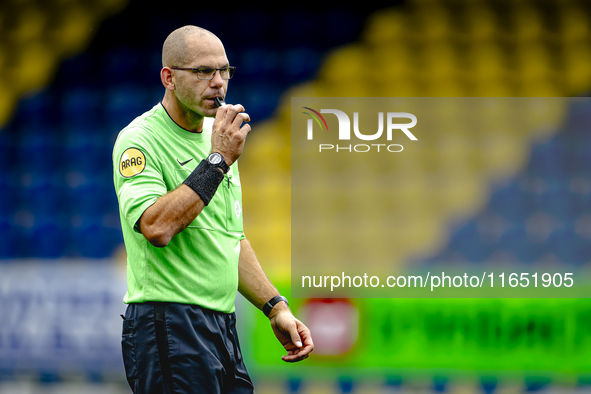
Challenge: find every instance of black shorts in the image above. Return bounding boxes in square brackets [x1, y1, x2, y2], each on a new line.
[121, 302, 254, 394]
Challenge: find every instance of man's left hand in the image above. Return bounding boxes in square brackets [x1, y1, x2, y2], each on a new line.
[269, 309, 314, 362]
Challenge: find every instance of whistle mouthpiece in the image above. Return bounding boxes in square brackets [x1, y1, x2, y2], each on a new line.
[213, 97, 226, 107]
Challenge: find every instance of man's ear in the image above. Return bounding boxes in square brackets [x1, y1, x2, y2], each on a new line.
[161, 67, 175, 90]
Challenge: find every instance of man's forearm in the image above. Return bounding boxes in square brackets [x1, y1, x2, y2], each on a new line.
[239, 238, 314, 361]
[238, 238, 288, 313]
[139, 184, 205, 247]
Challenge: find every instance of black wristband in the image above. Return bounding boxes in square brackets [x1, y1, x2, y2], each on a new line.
[183, 159, 224, 206]
[263, 295, 289, 317]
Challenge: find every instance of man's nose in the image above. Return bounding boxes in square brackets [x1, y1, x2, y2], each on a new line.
[209, 70, 224, 87]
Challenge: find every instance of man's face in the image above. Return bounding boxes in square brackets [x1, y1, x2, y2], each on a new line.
[172, 35, 229, 118]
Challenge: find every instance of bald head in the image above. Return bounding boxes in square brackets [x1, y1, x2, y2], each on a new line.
[162, 25, 220, 68]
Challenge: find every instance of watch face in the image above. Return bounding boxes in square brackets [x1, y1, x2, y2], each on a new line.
[209, 153, 222, 165]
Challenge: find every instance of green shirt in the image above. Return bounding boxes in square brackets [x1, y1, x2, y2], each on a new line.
[112, 103, 244, 313]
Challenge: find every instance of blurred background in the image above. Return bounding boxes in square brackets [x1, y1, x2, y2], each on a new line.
[1, 0, 591, 392]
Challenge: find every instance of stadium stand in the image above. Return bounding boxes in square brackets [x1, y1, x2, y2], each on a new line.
[2, 0, 591, 393]
[0, 1, 391, 260]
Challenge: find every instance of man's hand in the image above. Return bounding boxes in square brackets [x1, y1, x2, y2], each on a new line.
[237, 239, 313, 362]
[211, 104, 250, 166]
[269, 308, 314, 362]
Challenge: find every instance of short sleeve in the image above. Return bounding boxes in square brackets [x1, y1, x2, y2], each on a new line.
[113, 126, 166, 233]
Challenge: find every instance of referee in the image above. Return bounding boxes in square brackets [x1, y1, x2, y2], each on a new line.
[113, 25, 313, 393]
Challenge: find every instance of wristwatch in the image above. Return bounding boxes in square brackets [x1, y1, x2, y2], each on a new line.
[263, 295, 289, 317]
[207, 152, 229, 174]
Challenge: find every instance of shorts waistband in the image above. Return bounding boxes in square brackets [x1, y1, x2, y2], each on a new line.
[142, 301, 236, 316]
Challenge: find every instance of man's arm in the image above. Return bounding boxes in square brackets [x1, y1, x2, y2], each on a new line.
[139, 184, 205, 247]
[140, 104, 250, 247]
[238, 238, 314, 362]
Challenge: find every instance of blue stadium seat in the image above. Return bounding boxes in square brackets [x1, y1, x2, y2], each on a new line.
[225, 8, 273, 44]
[338, 376, 354, 393]
[104, 85, 150, 135]
[66, 180, 114, 220]
[30, 218, 69, 258]
[499, 226, 545, 264]
[480, 377, 498, 394]
[19, 178, 63, 219]
[564, 99, 591, 137]
[526, 136, 570, 181]
[0, 130, 14, 170]
[447, 221, 494, 263]
[287, 377, 302, 393]
[103, 46, 143, 84]
[572, 138, 591, 178]
[63, 134, 113, 182]
[537, 181, 586, 223]
[385, 376, 403, 390]
[58, 52, 101, 87]
[60, 86, 102, 130]
[0, 220, 20, 258]
[237, 82, 281, 121]
[14, 130, 60, 177]
[433, 376, 448, 392]
[281, 47, 322, 83]
[13, 90, 59, 131]
[69, 217, 123, 258]
[547, 227, 590, 265]
[488, 180, 531, 224]
[7, 221, 34, 258]
[524, 377, 551, 392]
[239, 47, 277, 80]
[0, 179, 16, 218]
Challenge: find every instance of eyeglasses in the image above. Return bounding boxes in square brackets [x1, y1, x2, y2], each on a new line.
[170, 66, 236, 80]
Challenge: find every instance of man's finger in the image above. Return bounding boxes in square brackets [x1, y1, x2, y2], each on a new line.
[238, 112, 251, 123]
[214, 104, 229, 124]
[240, 123, 251, 137]
[232, 113, 250, 128]
[293, 324, 314, 359]
[282, 345, 311, 361]
[217, 104, 246, 127]
[282, 349, 310, 362]
[300, 333, 313, 349]
[296, 343, 313, 358]
[287, 323, 303, 348]
[226, 104, 245, 120]
[230, 104, 245, 112]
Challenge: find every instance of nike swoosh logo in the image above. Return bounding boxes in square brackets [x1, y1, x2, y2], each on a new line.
[177, 158, 194, 166]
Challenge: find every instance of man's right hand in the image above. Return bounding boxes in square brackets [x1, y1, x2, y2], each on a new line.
[211, 104, 251, 166]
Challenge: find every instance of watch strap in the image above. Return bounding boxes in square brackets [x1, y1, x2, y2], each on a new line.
[263, 295, 288, 317]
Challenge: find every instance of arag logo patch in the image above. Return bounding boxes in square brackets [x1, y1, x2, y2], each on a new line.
[119, 148, 146, 178]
